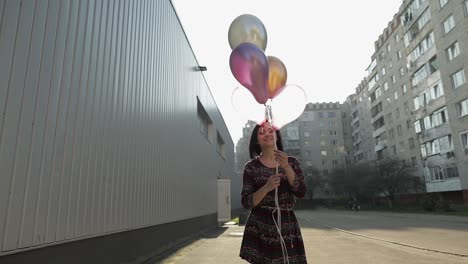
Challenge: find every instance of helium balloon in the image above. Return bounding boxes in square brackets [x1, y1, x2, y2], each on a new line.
[229, 42, 269, 104]
[268, 85, 307, 129]
[231, 87, 265, 124]
[228, 14, 268, 51]
[231, 84, 307, 129]
[267, 56, 287, 99]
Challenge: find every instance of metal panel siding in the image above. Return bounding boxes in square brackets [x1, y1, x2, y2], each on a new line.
[0, 0, 234, 255]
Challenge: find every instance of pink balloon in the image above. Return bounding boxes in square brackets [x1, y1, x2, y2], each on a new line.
[229, 43, 269, 104]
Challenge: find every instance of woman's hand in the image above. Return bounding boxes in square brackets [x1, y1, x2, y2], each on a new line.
[274, 150, 290, 169]
[264, 173, 282, 191]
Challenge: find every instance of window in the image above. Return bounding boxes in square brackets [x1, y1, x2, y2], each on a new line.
[420, 135, 453, 158]
[319, 112, 324, 118]
[420, 107, 448, 131]
[397, 51, 402, 60]
[216, 132, 225, 158]
[413, 81, 444, 109]
[392, 75, 396, 84]
[465, 1, 468, 15]
[402, 84, 407, 94]
[417, 8, 431, 30]
[400, 67, 404, 76]
[414, 120, 422, 133]
[443, 15, 455, 34]
[447, 167, 459, 178]
[395, 108, 400, 119]
[411, 156, 417, 166]
[440, 0, 448, 8]
[320, 129, 326, 136]
[382, 67, 386, 76]
[328, 121, 336, 127]
[425, 166, 459, 182]
[387, 44, 391, 53]
[447, 42, 460, 61]
[409, 138, 415, 149]
[460, 131, 468, 149]
[389, 128, 395, 139]
[394, 91, 398, 100]
[408, 32, 435, 63]
[328, 112, 336, 118]
[412, 66, 428, 86]
[387, 113, 393, 124]
[197, 98, 213, 142]
[321, 150, 327, 156]
[406, 119, 412, 129]
[397, 125, 403, 136]
[331, 139, 337, 145]
[384, 82, 389, 91]
[456, 98, 468, 117]
[452, 69, 466, 89]
[368, 74, 378, 91]
[304, 132, 310, 137]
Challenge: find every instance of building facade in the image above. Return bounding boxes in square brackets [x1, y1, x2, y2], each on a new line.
[236, 0, 468, 204]
[281, 103, 349, 199]
[0, 1, 234, 263]
[348, 0, 468, 203]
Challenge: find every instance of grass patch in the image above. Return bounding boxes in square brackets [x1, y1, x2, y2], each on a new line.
[232, 217, 239, 224]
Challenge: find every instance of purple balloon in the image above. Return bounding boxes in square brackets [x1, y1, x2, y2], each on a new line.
[229, 42, 269, 104]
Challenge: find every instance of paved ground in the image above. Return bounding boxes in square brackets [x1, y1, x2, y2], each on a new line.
[156, 209, 468, 264]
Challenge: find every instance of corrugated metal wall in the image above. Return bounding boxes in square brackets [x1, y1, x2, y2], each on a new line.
[0, 0, 234, 255]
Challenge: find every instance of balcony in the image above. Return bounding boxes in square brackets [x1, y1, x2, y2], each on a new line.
[413, 96, 446, 120]
[370, 111, 384, 125]
[412, 70, 440, 95]
[418, 123, 451, 143]
[372, 126, 386, 138]
[374, 139, 387, 152]
[407, 46, 436, 75]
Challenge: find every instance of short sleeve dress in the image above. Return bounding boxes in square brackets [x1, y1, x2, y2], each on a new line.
[239, 156, 308, 264]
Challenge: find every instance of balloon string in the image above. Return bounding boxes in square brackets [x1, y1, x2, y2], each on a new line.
[265, 104, 290, 264]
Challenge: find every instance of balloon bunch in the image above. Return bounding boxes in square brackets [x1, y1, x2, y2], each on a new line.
[229, 14, 307, 264]
[228, 14, 306, 129]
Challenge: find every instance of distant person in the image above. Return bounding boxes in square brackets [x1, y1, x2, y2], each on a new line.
[239, 123, 308, 263]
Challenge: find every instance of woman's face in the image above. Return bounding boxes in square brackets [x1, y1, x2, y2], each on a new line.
[257, 125, 276, 148]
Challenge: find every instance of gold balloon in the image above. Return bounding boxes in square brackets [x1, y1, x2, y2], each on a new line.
[267, 56, 287, 99]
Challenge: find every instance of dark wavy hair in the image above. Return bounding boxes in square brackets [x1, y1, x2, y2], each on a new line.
[248, 124, 284, 159]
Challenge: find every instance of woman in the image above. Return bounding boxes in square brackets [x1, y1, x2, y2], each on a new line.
[239, 123, 308, 264]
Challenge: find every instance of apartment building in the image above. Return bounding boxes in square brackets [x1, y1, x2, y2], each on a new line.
[235, 0, 468, 204]
[350, 0, 468, 203]
[283, 103, 349, 198]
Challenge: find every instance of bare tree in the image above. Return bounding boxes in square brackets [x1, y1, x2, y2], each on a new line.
[370, 159, 423, 209]
[329, 163, 374, 200]
[303, 166, 321, 199]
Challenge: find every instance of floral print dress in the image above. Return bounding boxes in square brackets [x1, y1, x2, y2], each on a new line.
[240, 157, 308, 264]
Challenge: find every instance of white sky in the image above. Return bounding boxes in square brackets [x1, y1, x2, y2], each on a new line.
[171, 0, 403, 144]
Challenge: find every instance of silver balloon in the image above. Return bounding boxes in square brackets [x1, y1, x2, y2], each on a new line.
[228, 14, 268, 51]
